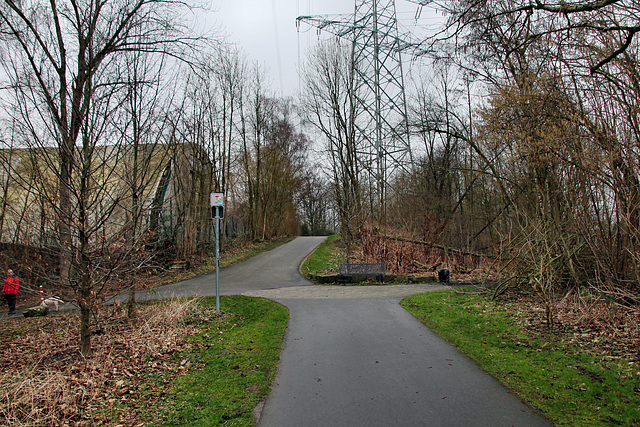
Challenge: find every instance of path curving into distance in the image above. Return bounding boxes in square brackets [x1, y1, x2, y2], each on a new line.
[241, 240, 552, 426]
[134, 236, 551, 426]
[124, 236, 327, 303]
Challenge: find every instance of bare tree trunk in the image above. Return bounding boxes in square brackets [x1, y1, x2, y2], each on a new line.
[0, 0, 205, 356]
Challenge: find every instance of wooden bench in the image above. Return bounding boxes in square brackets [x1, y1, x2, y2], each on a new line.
[169, 260, 190, 270]
[337, 263, 386, 283]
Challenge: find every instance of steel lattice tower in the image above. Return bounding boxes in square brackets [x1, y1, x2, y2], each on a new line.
[297, 0, 414, 218]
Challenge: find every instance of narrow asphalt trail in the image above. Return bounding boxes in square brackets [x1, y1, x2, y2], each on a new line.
[2, 237, 324, 316]
[13, 236, 551, 425]
[247, 286, 552, 427]
[124, 235, 550, 425]
[115, 236, 326, 303]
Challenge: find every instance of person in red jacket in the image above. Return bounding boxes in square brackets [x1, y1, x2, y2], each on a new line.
[3, 269, 19, 315]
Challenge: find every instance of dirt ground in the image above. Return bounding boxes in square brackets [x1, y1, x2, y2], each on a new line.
[0, 299, 206, 425]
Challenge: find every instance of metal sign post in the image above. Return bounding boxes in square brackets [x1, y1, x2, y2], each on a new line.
[210, 193, 224, 314]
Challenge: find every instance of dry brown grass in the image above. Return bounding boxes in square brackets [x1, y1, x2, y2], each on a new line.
[0, 298, 205, 426]
[355, 226, 490, 276]
[555, 289, 640, 360]
[496, 288, 640, 362]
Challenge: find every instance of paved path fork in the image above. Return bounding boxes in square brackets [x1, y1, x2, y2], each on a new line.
[118, 236, 327, 303]
[123, 236, 550, 426]
[245, 286, 552, 427]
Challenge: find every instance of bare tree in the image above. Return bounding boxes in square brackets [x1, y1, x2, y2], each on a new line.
[297, 170, 334, 236]
[419, 0, 640, 310]
[214, 47, 246, 198]
[114, 49, 180, 318]
[439, 0, 640, 74]
[0, 0, 203, 355]
[167, 75, 215, 259]
[300, 39, 364, 255]
[236, 66, 306, 239]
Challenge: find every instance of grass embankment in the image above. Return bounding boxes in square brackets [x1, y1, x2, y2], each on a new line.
[402, 289, 640, 426]
[132, 237, 294, 425]
[140, 296, 288, 426]
[2, 236, 293, 426]
[0, 296, 288, 426]
[300, 234, 344, 278]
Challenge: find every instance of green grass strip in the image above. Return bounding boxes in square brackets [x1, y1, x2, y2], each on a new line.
[143, 295, 288, 426]
[300, 234, 343, 277]
[401, 289, 640, 426]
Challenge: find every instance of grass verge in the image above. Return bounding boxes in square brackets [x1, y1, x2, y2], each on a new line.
[401, 289, 640, 426]
[1, 296, 287, 426]
[138, 295, 288, 426]
[300, 234, 344, 277]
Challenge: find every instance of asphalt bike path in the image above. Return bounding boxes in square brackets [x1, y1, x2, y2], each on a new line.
[220, 237, 552, 426]
[132, 235, 550, 425]
[2, 237, 325, 315]
[7, 236, 551, 424]
[118, 236, 327, 303]
[247, 285, 552, 427]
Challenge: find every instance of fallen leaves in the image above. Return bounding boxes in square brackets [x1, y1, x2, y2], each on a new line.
[501, 291, 640, 363]
[0, 299, 207, 426]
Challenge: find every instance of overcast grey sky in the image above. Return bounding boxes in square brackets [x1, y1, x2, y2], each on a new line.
[210, 0, 443, 97]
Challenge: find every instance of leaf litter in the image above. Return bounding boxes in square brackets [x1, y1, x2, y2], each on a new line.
[0, 298, 218, 426]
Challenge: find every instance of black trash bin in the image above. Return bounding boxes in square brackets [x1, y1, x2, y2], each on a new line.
[438, 269, 450, 283]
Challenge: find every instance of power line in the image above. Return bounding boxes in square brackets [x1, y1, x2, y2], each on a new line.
[297, 0, 415, 219]
[271, 0, 284, 96]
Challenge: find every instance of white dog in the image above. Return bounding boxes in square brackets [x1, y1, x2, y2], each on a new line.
[40, 296, 64, 311]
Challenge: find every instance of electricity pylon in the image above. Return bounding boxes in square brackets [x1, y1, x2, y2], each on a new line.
[297, 0, 414, 221]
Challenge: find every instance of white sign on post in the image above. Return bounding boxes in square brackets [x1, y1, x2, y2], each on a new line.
[211, 192, 224, 207]
[210, 192, 224, 314]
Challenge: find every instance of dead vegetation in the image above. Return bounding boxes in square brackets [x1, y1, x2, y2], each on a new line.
[0, 298, 209, 426]
[352, 226, 490, 279]
[490, 288, 640, 363]
[554, 290, 640, 361]
[350, 228, 640, 359]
